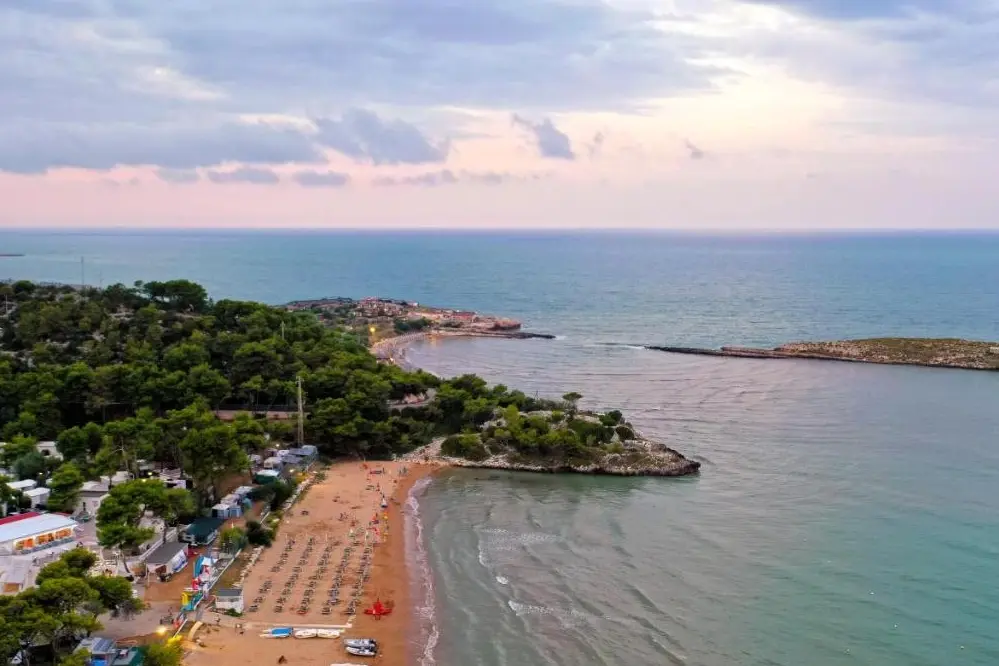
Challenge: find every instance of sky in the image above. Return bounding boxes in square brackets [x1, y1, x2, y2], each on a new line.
[2, 0, 998, 229]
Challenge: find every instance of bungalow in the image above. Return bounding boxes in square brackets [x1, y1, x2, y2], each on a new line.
[253, 469, 281, 484]
[262, 456, 284, 470]
[76, 637, 145, 666]
[5, 479, 37, 493]
[36, 441, 62, 460]
[287, 445, 318, 463]
[145, 540, 189, 576]
[23, 487, 50, 509]
[181, 517, 224, 546]
[77, 481, 111, 517]
[214, 587, 244, 613]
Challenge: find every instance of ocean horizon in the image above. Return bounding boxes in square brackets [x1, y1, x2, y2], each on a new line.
[3, 230, 998, 665]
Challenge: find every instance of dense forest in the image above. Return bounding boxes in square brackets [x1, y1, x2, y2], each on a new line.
[0, 280, 597, 501]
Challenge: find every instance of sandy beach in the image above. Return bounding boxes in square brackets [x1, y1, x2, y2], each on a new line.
[184, 460, 438, 666]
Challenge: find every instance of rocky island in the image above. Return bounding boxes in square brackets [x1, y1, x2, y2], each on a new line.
[649, 337, 999, 371]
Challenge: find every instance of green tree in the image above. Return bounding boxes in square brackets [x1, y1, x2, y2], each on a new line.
[13, 450, 48, 482]
[179, 424, 248, 502]
[562, 392, 583, 417]
[145, 638, 184, 666]
[46, 463, 86, 513]
[56, 423, 104, 463]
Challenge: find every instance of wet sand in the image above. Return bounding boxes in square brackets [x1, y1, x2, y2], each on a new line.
[184, 461, 439, 666]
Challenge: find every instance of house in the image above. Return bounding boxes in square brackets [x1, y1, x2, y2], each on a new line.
[145, 540, 189, 576]
[214, 587, 244, 613]
[23, 487, 50, 508]
[211, 496, 242, 520]
[253, 469, 281, 484]
[0, 512, 78, 556]
[288, 444, 318, 460]
[77, 481, 111, 517]
[0, 558, 31, 594]
[5, 479, 37, 493]
[181, 517, 224, 546]
[262, 456, 283, 470]
[35, 441, 62, 460]
[76, 637, 144, 666]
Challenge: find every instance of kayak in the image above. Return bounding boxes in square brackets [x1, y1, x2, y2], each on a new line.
[317, 629, 341, 639]
[294, 629, 318, 638]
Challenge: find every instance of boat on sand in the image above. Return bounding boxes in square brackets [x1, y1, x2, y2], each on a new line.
[344, 646, 377, 658]
[294, 629, 318, 638]
[317, 629, 341, 639]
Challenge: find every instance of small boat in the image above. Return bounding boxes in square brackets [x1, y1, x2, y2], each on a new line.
[262, 627, 293, 638]
[317, 629, 341, 639]
[295, 629, 318, 639]
[343, 638, 376, 649]
[344, 646, 377, 658]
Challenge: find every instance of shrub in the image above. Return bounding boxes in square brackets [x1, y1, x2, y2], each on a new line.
[615, 425, 635, 441]
[245, 520, 273, 547]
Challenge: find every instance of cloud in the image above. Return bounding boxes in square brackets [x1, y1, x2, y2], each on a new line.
[156, 168, 200, 184]
[314, 109, 449, 165]
[372, 169, 538, 187]
[205, 167, 280, 185]
[512, 115, 575, 160]
[685, 139, 706, 160]
[292, 170, 351, 188]
[588, 132, 606, 158]
[0, 120, 325, 173]
[144, 0, 718, 113]
[738, 0, 949, 20]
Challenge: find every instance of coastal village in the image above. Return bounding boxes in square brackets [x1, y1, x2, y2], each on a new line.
[284, 296, 524, 334]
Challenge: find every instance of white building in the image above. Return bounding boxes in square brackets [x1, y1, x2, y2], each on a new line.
[5, 479, 37, 493]
[214, 587, 244, 613]
[23, 487, 50, 509]
[145, 541, 189, 576]
[0, 512, 79, 556]
[77, 481, 110, 517]
[35, 441, 62, 460]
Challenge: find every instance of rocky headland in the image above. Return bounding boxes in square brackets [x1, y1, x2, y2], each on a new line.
[402, 410, 701, 478]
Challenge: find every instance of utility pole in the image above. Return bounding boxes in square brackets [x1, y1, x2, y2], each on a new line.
[296, 376, 305, 446]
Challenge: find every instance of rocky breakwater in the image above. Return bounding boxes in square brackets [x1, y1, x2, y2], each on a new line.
[648, 337, 999, 371]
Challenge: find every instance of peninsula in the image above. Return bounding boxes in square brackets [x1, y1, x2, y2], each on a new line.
[648, 337, 999, 371]
[284, 296, 555, 343]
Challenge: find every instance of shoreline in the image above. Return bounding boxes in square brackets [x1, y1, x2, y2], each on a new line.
[371, 330, 554, 370]
[349, 462, 440, 666]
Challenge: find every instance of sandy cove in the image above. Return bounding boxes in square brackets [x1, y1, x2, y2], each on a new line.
[183, 461, 438, 666]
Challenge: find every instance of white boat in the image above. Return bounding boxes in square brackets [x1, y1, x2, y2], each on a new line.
[343, 638, 376, 649]
[344, 646, 377, 658]
[317, 629, 341, 639]
[295, 629, 318, 639]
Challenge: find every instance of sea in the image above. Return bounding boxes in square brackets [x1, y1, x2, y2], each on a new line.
[2, 229, 998, 666]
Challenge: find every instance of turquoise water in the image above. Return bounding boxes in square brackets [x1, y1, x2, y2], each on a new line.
[2, 230, 999, 665]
